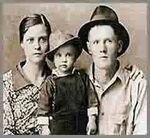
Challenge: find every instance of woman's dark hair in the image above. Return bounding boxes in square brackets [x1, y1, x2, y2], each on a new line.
[19, 14, 51, 43]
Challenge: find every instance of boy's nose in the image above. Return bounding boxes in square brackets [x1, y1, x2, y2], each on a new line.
[62, 56, 67, 62]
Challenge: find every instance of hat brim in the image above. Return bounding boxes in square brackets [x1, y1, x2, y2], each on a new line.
[78, 20, 129, 57]
[46, 37, 82, 61]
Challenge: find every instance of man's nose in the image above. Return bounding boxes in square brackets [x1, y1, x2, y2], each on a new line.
[99, 41, 107, 53]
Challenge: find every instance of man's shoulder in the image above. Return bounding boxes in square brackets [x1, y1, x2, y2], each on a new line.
[123, 64, 147, 83]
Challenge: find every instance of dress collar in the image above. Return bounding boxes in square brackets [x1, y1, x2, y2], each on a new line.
[13, 60, 51, 90]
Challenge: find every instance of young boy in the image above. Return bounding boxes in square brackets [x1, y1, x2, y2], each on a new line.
[37, 30, 98, 135]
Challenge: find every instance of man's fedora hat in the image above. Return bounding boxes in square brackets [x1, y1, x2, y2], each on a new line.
[46, 30, 82, 60]
[78, 5, 130, 56]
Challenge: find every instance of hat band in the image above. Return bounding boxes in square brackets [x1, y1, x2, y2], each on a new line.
[91, 15, 118, 22]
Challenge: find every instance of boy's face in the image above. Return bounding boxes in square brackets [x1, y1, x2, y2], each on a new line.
[87, 25, 122, 69]
[54, 44, 76, 74]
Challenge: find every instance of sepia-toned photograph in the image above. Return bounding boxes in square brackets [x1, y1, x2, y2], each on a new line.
[2, 2, 148, 135]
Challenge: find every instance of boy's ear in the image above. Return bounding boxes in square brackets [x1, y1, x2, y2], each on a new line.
[117, 40, 123, 54]
[86, 41, 92, 55]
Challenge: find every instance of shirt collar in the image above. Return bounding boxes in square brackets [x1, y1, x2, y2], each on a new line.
[88, 61, 130, 88]
[13, 60, 51, 90]
[51, 68, 76, 78]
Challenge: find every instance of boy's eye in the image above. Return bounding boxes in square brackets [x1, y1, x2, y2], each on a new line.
[55, 53, 61, 57]
[66, 53, 71, 57]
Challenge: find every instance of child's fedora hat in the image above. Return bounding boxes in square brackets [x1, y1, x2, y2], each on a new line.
[46, 30, 82, 60]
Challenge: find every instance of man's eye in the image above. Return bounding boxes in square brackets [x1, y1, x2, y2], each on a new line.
[93, 40, 99, 44]
[105, 39, 112, 43]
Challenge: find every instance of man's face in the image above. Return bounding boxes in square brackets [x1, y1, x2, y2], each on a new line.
[87, 25, 122, 69]
[54, 44, 76, 74]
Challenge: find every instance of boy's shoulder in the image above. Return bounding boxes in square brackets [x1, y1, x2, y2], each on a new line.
[75, 68, 87, 74]
[45, 69, 90, 80]
[75, 69, 89, 80]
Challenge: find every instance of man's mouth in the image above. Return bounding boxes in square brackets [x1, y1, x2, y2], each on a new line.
[100, 55, 108, 58]
[59, 64, 67, 68]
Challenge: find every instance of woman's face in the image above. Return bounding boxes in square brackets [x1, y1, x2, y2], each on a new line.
[21, 24, 49, 64]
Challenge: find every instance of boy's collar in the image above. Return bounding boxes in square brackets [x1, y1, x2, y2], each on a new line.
[52, 68, 76, 78]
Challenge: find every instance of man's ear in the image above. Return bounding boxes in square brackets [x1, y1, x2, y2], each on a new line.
[117, 40, 123, 54]
[86, 41, 92, 55]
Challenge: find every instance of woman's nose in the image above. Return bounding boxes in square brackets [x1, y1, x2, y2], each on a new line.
[34, 40, 40, 49]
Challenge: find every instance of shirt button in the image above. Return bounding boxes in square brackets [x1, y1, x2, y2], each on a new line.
[49, 116, 53, 120]
[101, 112, 104, 116]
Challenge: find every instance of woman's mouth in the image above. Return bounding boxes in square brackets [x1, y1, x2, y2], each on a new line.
[33, 53, 42, 55]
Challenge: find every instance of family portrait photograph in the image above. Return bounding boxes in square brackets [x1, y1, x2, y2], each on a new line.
[1, 0, 149, 136]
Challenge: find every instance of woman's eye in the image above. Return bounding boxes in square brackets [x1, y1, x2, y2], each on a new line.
[27, 38, 34, 43]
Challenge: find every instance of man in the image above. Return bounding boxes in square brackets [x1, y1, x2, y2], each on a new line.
[78, 5, 147, 135]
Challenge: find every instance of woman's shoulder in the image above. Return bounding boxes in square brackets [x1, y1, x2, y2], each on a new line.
[3, 70, 13, 82]
[3, 65, 21, 92]
[3, 65, 19, 81]
[3, 70, 14, 99]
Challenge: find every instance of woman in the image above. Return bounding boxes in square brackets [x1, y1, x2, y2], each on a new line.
[3, 14, 51, 135]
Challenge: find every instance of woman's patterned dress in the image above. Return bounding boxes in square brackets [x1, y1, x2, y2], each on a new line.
[3, 61, 51, 135]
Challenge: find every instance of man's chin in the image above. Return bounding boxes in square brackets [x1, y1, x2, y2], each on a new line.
[95, 63, 111, 70]
[29, 58, 45, 64]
